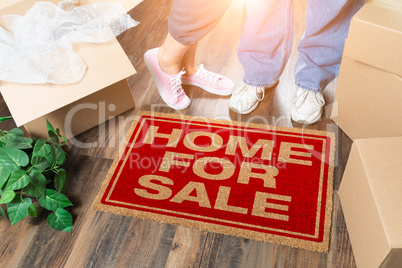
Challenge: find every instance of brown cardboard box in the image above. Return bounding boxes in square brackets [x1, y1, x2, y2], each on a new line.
[338, 137, 402, 268]
[0, 0, 142, 139]
[331, 3, 402, 140]
[370, 0, 402, 13]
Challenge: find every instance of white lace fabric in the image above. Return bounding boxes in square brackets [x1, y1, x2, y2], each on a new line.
[293, 89, 325, 109]
[196, 64, 223, 86]
[169, 69, 186, 100]
[0, 0, 139, 84]
[233, 82, 265, 101]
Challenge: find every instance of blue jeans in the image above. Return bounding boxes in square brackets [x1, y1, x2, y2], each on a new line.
[238, 0, 365, 92]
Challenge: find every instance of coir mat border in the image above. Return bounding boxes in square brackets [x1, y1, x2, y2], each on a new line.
[93, 111, 335, 252]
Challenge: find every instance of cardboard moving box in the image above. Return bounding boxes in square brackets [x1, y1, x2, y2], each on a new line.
[331, 3, 402, 140]
[0, 0, 142, 139]
[339, 137, 402, 268]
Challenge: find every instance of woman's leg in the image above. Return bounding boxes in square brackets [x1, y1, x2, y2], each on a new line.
[180, 43, 198, 76]
[160, 0, 232, 75]
[158, 38, 198, 76]
[158, 33, 190, 75]
[153, 0, 235, 99]
[145, 0, 234, 109]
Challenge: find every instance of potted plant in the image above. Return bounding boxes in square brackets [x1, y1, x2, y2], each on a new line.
[0, 117, 74, 232]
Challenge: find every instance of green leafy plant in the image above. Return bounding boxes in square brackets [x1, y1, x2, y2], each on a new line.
[0, 117, 73, 232]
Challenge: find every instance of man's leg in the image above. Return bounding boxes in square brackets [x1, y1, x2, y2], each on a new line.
[230, 0, 294, 114]
[294, 0, 365, 92]
[238, 0, 294, 87]
[291, 0, 364, 124]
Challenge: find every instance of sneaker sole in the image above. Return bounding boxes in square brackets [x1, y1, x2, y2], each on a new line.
[291, 109, 322, 125]
[228, 81, 279, 114]
[229, 100, 260, 115]
[182, 81, 233, 96]
[144, 51, 190, 110]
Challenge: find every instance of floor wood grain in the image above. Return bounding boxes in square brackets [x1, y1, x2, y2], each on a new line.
[0, 0, 356, 267]
[114, 219, 176, 268]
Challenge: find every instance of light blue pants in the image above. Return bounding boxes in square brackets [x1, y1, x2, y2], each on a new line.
[168, 0, 365, 92]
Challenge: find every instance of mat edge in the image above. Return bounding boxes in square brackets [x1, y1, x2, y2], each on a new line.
[92, 110, 336, 252]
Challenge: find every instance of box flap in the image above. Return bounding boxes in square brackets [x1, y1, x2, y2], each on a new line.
[356, 137, 402, 247]
[331, 57, 402, 140]
[0, 0, 137, 126]
[82, 0, 142, 12]
[339, 141, 392, 268]
[380, 248, 402, 267]
[0, 0, 142, 13]
[371, 0, 402, 13]
[0, 0, 23, 10]
[0, 0, 60, 28]
[343, 4, 402, 76]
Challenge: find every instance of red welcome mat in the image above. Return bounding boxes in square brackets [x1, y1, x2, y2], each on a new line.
[93, 111, 335, 252]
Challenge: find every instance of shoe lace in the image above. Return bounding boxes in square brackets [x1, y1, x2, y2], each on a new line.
[169, 69, 186, 99]
[195, 64, 223, 85]
[233, 82, 265, 101]
[293, 89, 325, 109]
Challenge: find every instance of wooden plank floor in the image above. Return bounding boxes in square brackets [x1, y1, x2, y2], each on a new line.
[0, 0, 356, 267]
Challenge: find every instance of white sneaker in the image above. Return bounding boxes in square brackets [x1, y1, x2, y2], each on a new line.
[229, 82, 266, 114]
[291, 87, 325, 125]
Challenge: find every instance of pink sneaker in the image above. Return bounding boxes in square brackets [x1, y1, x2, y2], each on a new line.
[182, 64, 234, 96]
[144, 48, 190, 110]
